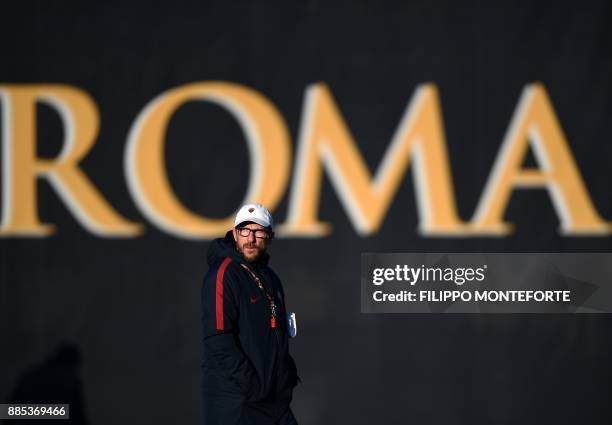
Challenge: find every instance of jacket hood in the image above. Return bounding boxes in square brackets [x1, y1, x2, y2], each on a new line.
[207, 231, 270, 267]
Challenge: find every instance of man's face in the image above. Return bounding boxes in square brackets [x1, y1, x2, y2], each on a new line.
[232, 223, 271, 262]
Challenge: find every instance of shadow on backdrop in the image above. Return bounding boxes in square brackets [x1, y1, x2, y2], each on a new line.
[3, 343, 88, 424]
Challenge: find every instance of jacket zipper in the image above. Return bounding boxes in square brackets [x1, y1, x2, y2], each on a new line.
[252, 267, 283, 401]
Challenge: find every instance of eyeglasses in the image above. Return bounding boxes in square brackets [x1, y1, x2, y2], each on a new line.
[236, 227, 271, 239]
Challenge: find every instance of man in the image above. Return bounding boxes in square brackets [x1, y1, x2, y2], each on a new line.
[201, 203, 299, 425]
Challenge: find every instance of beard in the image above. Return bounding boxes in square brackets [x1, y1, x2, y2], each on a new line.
[238, 241, 264, 261]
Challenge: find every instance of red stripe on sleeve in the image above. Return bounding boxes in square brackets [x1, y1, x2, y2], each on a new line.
[215, 257, 232, 330]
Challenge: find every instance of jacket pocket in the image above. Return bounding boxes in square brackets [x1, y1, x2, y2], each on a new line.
[289, 355, 300, 386]
[279, 354, 300, 392]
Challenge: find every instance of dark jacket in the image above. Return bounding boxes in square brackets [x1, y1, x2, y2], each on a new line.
[201, 231, 299, 425]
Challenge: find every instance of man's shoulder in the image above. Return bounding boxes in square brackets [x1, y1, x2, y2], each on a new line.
[204, 256, 246, 284]
[262, 264, 283, 286]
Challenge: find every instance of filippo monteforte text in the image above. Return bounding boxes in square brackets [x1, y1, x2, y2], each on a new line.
[0, 81, 610, 239]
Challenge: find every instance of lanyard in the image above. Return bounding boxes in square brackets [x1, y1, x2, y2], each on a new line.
[240, 263, 277, 328]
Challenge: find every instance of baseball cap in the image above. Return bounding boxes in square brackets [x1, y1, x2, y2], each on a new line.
[234, 203, 274, 229]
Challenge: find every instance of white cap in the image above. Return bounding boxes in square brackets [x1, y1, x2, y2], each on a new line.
[234, 203, 273, 229]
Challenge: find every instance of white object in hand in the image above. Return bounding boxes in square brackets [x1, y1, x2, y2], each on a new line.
[287, 312, 297, 338]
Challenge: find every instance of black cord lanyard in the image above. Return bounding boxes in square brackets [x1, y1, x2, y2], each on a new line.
[240, 263, 277, 328]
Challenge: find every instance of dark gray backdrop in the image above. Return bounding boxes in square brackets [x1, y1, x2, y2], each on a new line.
[1, 1, 612, 424]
